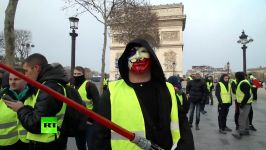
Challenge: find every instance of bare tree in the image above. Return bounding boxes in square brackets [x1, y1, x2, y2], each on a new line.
[1, 30, 33, 64]
[109, 4, 160, 48]
[4, 0, 19, 67]
[15, 30, 33, 62]
[63, 0, 146, 93]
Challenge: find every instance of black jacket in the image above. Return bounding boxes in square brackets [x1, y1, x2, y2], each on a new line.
[93, 39, 176, 150]
[176, 91, 194, 150]
[186, 79, 207, 103]
[17, 64, 68, 134]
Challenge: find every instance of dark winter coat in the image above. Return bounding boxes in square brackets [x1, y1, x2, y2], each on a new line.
[175, 91, 195, 150]
[17, 64, 68, 134]
[186, 79, 207, 103]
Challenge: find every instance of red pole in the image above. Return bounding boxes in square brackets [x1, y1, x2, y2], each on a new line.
[0, 63, 135, 141]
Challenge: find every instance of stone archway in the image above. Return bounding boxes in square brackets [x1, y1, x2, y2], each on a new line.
[109, 3, 186, 80]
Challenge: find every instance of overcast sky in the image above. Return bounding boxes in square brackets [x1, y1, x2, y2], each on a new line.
[0, 0, 265, 73]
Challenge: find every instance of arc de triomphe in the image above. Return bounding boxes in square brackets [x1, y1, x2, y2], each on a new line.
[109, 3, 186, 80]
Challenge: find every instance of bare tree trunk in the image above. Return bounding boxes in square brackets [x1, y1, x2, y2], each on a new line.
[99, 23, 108, 94]
[4, 0, 18, 67]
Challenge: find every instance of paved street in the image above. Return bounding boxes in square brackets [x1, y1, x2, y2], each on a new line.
[67, 88, 266, 150]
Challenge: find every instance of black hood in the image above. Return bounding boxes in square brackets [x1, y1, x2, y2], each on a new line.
[118, 38, 166, 84]
[219, 74, 229, 84]
[37, 63, 69, 84]
[235, 72, 246, 83]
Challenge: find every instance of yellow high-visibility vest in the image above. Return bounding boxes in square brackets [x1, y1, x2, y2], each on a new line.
[103, 78, 108, 86]
[0, 94, 34, 146]
[26, 82, 66, 143]
[206, 82, 213, 92]
[109, 80, 180, 150]
[188, 76, 193, 81]
[236, 80, 253, 104]
[176, 93, 183, 106]
[218, 82, 231, 104]
[77, 80, 93, 110]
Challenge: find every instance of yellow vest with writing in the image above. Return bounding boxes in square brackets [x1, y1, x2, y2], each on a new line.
[26, 83, 67, 143]
[109, 80, 180, 150]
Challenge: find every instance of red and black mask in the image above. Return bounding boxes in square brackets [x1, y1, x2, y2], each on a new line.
[128, 47, 151, 73]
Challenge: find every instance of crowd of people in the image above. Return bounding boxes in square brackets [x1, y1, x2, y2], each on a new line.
[0, 38, 262, 150]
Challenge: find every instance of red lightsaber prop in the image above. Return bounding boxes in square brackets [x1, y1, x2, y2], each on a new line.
[0, 63, 164, 150]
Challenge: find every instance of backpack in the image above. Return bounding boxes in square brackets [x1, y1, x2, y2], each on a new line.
[59, 85, 88, 137]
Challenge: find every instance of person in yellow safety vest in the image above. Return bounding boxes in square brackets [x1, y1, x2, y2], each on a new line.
[206, 76, 214, 105]
[231, 79, 240, 130]
[215, 74, 232, 134]
[187, 75, 193, 81]
[103, 75, 109, 91]
[247, 74, 257, 131]
[0, 68, 34, 150]
[232, 72, 253, 139]
[5, 53, 68, 150]
[93, 39, 180, 150]
[167, 75, 195, 150]
[73, 66, 100, 150]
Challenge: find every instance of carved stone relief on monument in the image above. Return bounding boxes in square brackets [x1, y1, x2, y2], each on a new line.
[163, 51, 177, 70]
[161, 31, 180, 41]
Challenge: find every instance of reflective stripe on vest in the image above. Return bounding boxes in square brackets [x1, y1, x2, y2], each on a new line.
[109, 80, 180, 150]
[218, 82, 231, 104]
[206, 82, 213, 92]
[176, 93, 183, 105]
[26, 82, 67, 143]
[78, 80, 93, 110]
[236, 80, 253, 104]
[0, 95, 33, 145]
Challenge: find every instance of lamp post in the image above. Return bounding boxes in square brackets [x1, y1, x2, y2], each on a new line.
[237, 30, 253, 73]
[69, 17, 79, 84]
[21, 43, 35, 57]
[172, 62, 176, 76]
[227, 61, 230, 74]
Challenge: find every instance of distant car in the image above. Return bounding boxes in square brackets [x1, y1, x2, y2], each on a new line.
[90, 76, 101, 82]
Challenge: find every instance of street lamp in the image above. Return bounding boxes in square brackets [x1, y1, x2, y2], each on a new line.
[172, 62, 176, 76]
[227, 61, 230, 74]
[21, 43, 35, 57]
[69, 17, 79, 84]
[237, 30, 253, 73]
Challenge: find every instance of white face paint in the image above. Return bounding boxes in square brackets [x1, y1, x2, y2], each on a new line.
[128, 47, 150, 69]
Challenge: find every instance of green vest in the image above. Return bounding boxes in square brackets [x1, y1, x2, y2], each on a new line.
[218, 82, 231, 104]
[77, 80, 93, 110]
[0, 94, 33, 146]
[176, 93, 183, 106]
[206, 82, 213, 92]
[236, 80, 253, 104]
[109, 80, 180, 150]
[26, 83, 67, 143]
